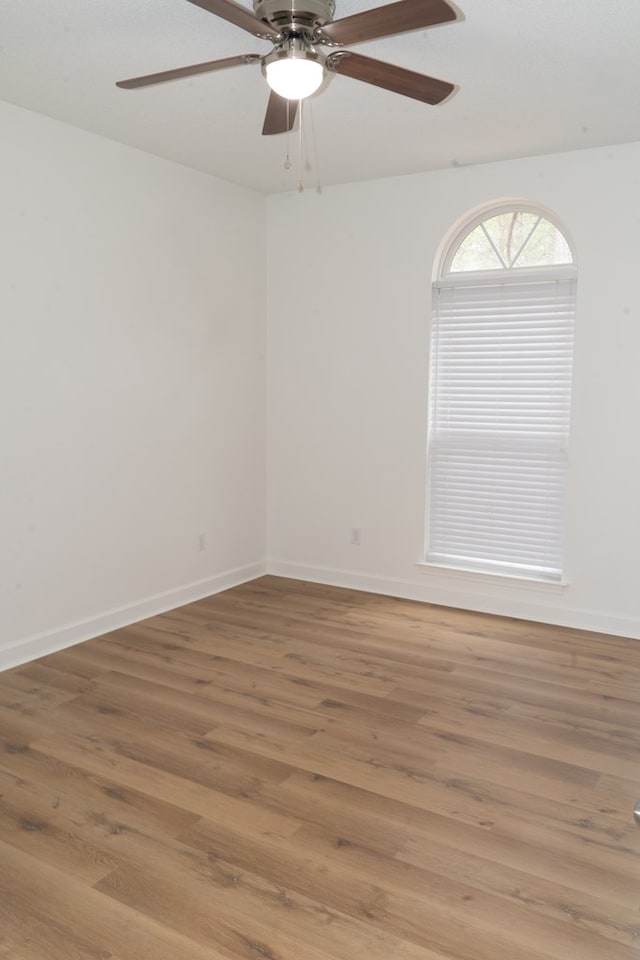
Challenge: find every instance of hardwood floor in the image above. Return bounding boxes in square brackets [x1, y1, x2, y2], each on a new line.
[1, 575, 640, 959]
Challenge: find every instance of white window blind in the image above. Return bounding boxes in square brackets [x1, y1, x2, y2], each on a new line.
[426, 276, 576, 580]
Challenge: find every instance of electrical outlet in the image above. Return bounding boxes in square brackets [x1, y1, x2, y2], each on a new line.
[350, 527, 361, 546]
[197, 534, 206, 552]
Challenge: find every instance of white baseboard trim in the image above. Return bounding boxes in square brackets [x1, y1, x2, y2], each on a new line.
[4, 557, 637, 673]
[0, 561, 267, 672]
[267, 559, 640, 640]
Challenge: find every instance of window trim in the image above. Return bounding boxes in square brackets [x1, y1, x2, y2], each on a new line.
[436, 263, 578, 289]
[416, 559, 569, 590]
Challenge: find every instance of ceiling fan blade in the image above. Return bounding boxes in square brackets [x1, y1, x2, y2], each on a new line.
[116, 54, 259, 89]
[328, 51, 454, 104]
[186, 0, 279, 39]
[318, 0, 456, 46]
[262, 92, 298, 135]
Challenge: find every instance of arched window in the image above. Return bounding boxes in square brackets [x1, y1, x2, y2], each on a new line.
[426, 205, 577, 581]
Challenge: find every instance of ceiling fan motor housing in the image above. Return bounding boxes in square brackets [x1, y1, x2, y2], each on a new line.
[263, 35, 324, 66]
[254, 0, 336, 32]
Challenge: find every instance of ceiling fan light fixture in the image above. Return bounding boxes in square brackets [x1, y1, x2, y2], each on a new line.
[265, 58, 323, 100]
[263, 39, 324, 101]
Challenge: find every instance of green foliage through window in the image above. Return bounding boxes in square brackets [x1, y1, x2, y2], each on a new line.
[450, 211, 573, 273]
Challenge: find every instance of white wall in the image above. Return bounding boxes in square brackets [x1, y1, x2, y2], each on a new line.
[267, 142, 640, 638]
[2, 107, 638, 663]
[0, 101, 267, 668]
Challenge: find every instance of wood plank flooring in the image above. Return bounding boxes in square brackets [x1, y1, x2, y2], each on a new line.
[1, 575, 640, 960]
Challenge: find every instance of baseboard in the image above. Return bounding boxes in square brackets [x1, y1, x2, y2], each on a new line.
[0, 561, 267, 672]
[267, 559, 640, 640]
[5, 557, 636, 673]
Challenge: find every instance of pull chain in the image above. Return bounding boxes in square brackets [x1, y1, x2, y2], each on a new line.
[308, 100, 322, 194]
[297, 99, 304, 192]
[284, 100, 292, 169]
[281, 97, 321, 193]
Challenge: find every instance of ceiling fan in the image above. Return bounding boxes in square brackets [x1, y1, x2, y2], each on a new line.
[116, 0, 458, 135]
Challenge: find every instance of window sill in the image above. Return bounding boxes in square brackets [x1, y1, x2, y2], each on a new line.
[416, 560, 568, 592]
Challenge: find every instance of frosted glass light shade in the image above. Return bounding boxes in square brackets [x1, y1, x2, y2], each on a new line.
[265, 57, 323, 100]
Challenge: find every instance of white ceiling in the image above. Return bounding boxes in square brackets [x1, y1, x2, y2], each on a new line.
[2, 0, 640, 194]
